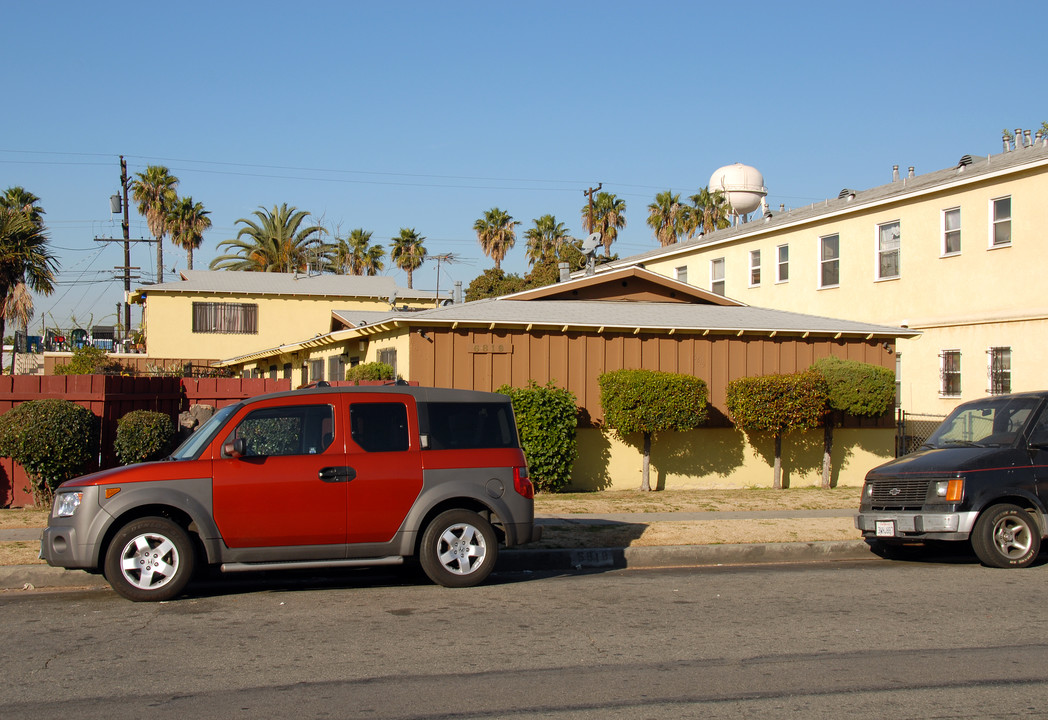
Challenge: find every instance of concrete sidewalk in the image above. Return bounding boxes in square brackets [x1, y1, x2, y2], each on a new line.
[0, 509, 871, 592]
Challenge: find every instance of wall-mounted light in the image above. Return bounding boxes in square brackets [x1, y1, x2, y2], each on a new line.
[882, 341, 893, 354]
[417, 329, 429, 340]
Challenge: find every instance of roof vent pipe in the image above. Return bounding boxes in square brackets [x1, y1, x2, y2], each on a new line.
[1016, 129, 1023, 148]
[779, 203, 785, 212]
[1025, 130, 1033, 148]
[1004, 132, 1012, 152]
[908, 166, 915, 179]
[558, 262, 570, 282]
[453, 280, 462, 305]
[892, 165, 899, 182]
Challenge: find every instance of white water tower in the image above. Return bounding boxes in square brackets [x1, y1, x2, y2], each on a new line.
[709, 163, 767, 223]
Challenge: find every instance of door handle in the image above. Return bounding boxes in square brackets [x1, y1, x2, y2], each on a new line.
[318, 466, 357, 482]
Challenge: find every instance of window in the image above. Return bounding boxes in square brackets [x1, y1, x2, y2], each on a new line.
[377, 348, 398, 376]
[268, 365, 277, 380]
[328, 355, 345, 383]
[776, 244, 789, 283]
[421, 402, 518, 450]
[710, 258, 725, 295]
[819, 234, 839, 288]
[282, 363, 291, 380]
[988, 347, 1012, 395]
[675, 266, 688, 283]
[192, 302, 258, 334]
[233, 404, 334, 457]
[940, 350, 961, 397]
[991, 196, 1011, 246]
[309, 359, 324, 383]
[749, 250, 761, 286]
[943, 208, 961, 255]
[350, 403, 409, 452]
[877, 221, 900, 279]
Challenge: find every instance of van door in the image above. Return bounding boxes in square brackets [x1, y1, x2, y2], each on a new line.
[212, 396, 348, 548]
[343, 394, 424, 544]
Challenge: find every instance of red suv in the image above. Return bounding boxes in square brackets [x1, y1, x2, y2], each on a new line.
[40, 385, 540, 601]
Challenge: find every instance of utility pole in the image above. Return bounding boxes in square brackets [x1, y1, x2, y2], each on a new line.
[120, 156, 131, 338]
[583, 183, 602, 234]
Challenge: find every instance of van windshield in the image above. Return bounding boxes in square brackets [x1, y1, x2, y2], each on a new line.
[926, 396, 1041, 449]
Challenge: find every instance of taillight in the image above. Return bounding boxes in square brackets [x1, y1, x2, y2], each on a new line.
[513, 467, 534, 499]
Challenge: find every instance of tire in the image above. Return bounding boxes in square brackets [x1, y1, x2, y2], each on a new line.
[104, 517, 195, 601]
[419, 509, 498, 588]
[970, 504, 1041, 568]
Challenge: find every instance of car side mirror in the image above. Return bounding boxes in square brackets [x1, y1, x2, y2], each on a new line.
[223, 437, 247, 458]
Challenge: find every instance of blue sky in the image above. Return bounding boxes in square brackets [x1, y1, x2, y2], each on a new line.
[2, 0, 1044, 333]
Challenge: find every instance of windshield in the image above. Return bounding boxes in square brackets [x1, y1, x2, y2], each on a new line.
[926, 396, 1041, 449]
[169, 404, 240, 460]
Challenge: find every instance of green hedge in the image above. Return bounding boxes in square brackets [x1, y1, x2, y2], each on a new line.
[345, 361, 396, 382]
[497, 381, 578, 493]
[0, 399, 98, 506]
[599, 369, 709, 436]
[114, 410, 176, 465]
[810, 356, 895, 417]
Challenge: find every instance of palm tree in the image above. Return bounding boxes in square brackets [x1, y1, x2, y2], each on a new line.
[167, 196, 212, 271]
[0, 194, 57, 356]
[581, 192, 626, 256]
[524, 215, 571, 266]
[130, 166, 178, 283]
[347, 228, 385, 275]
[209, 204, 330, 272]
[5, 281, 33, 372]
[685, 186, 731, 238]
[389, 228, 427, 289]
[473, 207, 519, 270]
[646, 191, 686, 247]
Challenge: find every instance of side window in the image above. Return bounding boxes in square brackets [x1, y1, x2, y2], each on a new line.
[710, 258, 725, 295]
[1029, 408, 1048, 446]
[234, 404, 334, 457]
[991, 196, 1011, 247]
[748, 250, 761, 287]
[350, 402, 410, 452]
[819, 234, 839, 288]
[942, 207, 961, 255]
[877, 221, 900, 280]
[422, 402, 518, 450]
[776, 244, 789, 283]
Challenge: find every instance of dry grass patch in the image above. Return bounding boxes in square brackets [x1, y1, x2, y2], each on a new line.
[0, 508, 49, 530]
[535, 486, 861, 515]
[0, 542, 45, 566]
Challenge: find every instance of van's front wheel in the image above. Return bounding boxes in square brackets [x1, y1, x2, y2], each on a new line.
[104, 517, 195, 601]
[419, 509, 497, 588]
[971, 504, 1040, 568]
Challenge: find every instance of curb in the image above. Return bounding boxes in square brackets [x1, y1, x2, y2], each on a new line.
[1, 540, 875, 591]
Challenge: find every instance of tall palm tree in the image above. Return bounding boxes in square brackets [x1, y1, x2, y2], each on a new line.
[389, 228, 427, 289]
[167, 196, 212, 271]
[524, 214, 570, 266]
[5, 281, 33, 371]
[685, 186, 731, 238]
[581, 192, 626, 256]
[0, 194, 57, 355]
[473, 207, 519, 270]
[130, 166, 178, 283]
[646, 191, 686, 247]
[209, 204, 330, 272]
[347, 228, 385, 275]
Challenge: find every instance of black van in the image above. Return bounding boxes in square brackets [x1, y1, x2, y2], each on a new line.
[856, 391, 1048, 568]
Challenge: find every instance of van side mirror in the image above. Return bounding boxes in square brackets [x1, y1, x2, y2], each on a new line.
[223, 437, 247, 458]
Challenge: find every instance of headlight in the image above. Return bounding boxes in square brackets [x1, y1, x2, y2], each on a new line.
[934, 479, 964, 502]
[54, 491, 83, 518]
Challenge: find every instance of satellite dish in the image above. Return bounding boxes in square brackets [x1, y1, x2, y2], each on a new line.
[387, 292, 397, 307]
[581, 232, 602, 255]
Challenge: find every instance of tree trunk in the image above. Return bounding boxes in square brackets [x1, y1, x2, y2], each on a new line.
[822, 422, 833, 489]
[157, 235, 164, 284]
[773, 432, 783, 489]
[640, 431, 652, 491]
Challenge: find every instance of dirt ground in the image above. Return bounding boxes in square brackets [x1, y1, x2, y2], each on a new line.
[2, 487, 864, 564]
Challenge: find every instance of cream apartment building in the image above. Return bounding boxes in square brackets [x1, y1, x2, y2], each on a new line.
[605, 136, 1048, 414]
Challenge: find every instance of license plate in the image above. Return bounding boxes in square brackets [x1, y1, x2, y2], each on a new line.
[875, 520, 896, 537]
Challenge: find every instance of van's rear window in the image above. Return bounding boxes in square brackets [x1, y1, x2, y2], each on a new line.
[421, 402, 517, 450]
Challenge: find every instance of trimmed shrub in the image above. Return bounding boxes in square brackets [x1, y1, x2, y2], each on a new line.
[53, 345, 124, 375]
[0, 399, 98, 506]
[599, 370, 709, 491]
[726, 371, 828, 489]
[114, 410, 176, 465]
[497, 381, 578, 493]
[345, 361, 396, 382]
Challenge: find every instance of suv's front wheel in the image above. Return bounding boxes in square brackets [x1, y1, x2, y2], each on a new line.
[419, 509, 497, 588]
[104, 516, 195, 601]
[971, 504, 1041, 568]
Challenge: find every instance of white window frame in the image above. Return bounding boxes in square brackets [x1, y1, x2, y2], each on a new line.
[987, 346, 1012, 395]
[819, 234, 839, 289]
[710, 258, 725, 296]
[990, 196, 1011, 248]
[942, 207, 961, 256]
[940, 349, 961, 397]
[776, 244, 789, 283]
[876, 221, 901, 280]
[675, 265, 688, 284]
[748, 250, 761, 287]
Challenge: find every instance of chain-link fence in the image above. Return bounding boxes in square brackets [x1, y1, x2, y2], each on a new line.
[896, 410, 946, 456]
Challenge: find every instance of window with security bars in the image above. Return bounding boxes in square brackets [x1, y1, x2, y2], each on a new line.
[192, 302, 258, 334]
[940, 350, 961, 397]
[377, 348, 398, 376]
[988, 347, 1011, 395]
[328, 355, 345, 382]
[877, 221, 900, 279]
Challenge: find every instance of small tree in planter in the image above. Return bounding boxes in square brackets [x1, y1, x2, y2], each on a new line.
[0, 399, 98, 506]
[726, 371, 828, 489]
[114, 410, 177, 465]
[497, 381, 578, 493]
[811, 356, 896, 488]
[599, 369, 709, 491]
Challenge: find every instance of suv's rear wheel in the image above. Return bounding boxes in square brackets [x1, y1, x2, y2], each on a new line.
[419, 509, 497, 588]
[971, 504, 1041, 568]
[104, 517, 195, 601]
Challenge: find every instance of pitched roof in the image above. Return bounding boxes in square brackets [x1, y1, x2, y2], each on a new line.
[132, 270, 441, 300]
[504, 266, 743, 306]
